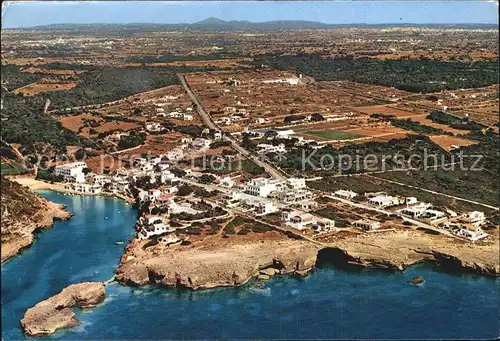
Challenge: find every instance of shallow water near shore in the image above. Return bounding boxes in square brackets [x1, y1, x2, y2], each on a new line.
[1, 191, 499, 340]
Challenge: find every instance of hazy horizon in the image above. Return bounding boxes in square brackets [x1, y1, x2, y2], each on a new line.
[2, 1, 499, 29]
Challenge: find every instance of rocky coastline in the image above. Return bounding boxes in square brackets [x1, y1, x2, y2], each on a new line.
[20, 282, 106, 337]
[115, 227, 499, 291]
[1, 177, 73, 263]
[115, 231, 320, 289]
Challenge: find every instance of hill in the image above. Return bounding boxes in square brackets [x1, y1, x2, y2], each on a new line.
[1, 176, 71, 262]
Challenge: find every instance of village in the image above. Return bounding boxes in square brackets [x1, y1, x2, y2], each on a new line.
[52, 124, 491, 246]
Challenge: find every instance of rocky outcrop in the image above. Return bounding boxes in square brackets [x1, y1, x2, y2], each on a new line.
[116, 226, 499, 291]
[20, 282, 105, 337]
[319, 229, 499, 277]
[1, 176, 72, 262]
[116, 231, 320, 290]
[431, 250, 500, 276]
[409, 276, 424, 285]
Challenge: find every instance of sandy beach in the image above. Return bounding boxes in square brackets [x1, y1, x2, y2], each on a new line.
[8, 176, 135, 204]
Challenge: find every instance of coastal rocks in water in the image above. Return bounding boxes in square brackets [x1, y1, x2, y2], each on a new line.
[257, 274, 270, 281]
[20, 282, 105, 336]
[409, 276, 425, 285]
[1, 176, 72, 262]
[260, 267, 280, 276]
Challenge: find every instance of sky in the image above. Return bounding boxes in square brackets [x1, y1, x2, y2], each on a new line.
[2, 1, 499, 29]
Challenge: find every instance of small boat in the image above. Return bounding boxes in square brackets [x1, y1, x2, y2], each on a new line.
[115, 241, 124, 245]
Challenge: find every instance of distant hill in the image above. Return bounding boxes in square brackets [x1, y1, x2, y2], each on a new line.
[9, 19, 499, 32]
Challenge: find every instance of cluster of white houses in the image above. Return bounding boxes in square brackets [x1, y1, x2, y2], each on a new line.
[155, 105, 194, 121]
[333, 188, 489, 241]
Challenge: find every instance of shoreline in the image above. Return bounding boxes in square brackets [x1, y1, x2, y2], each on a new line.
[10, 176, 135, 204]
[6, 179, 498, 286]
[2, 177, 132, 264]
[1, 196, 73, 264]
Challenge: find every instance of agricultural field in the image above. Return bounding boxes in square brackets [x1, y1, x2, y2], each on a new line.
[185, 70, 410, 132]
[429, 135, 478, 151]
[408, 114, 470, 135]
[352, 105, 420, 118]
[299, 130, 362, 141]
[20, 67, 83, 76]
[58, 113, 141, 138]
[342, 124, 410, 141]
[13, 82, 77, 95]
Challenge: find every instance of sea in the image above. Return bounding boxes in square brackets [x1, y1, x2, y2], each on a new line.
[1, 191, 499, 340]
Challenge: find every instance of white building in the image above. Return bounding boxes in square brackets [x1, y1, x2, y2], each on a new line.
[281, 210, 316, 230]
[262, 78, 301, 85]
[256, 143, 286, 155]
[145, 122, 163, 132]
[287, 178, 306, 189]
[192, 138, 212, 149]
[137, 215, 170, 240]
[406, 197, 418, 205]
[54, 162, 87, 183]
[461, 211, 486, 226]
[455, 228, 488, 242]
[353, 219, 381, 231]
[166, 148, 184, 161]
[368, 195, 401, 208]
[64, 182, 102, 194]
[256, 202, 278, 215]
[272, 189, 313, 203]
[334, 189, 358, 200]
[145, 189, 162, 202]
[89, 174, 111, 186]
[245, 177, 280, 197]
[159, 234, 181, 246]
[219, 176, 235, 188]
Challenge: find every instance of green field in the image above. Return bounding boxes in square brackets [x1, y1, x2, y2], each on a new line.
[303, 130, 362, 140]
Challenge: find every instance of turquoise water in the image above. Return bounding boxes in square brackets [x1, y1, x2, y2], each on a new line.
[1, 191, 499, 340]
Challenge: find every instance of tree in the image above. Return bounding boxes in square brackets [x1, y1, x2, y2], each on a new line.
[199, 174, 216, 184]
[170, 168, 186, 177]
[241, 133, 250, 148]
[177, 184, 194, 196]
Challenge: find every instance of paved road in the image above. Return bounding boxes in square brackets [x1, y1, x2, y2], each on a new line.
[178, 73, 286, 181]
[365, 174, 499, 211]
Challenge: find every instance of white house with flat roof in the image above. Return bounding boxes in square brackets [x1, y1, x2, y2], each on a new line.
[287, 177, 306, 189]
[256, 202, 278, 216]
[368, 195, 401, 208]
[192, 138, 212, 149]
[353, 219, 381, 231]
[54, 161, 87, 183]
[281, 210, 315, 230]
[245, 177, 279, 197]
[334, 189, 358, 200]
[461, 211, 486, 226]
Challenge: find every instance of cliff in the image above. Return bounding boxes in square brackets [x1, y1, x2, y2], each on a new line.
[116, 225, 499, 291]
[320, 228, 500, 276]
[1, 176, 72, 262]
[116, 230, 320, 289]
[20, 282, 106, 337]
